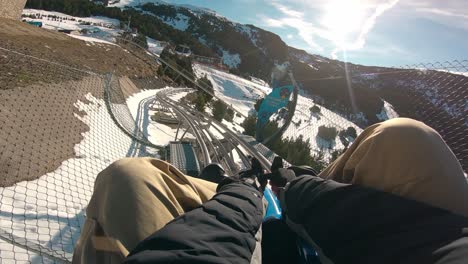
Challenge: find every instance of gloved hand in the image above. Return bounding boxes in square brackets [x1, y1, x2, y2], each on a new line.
[218, 157, 267, 192]
[270, 168, 296, 188]
[269, 156, 296, 188]
[239, 157, 267, 191]
[269, 156, 317, 188]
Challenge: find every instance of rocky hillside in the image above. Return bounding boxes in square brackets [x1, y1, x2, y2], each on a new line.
[129, 3, 383, 123]
[137, 2, 288, 79]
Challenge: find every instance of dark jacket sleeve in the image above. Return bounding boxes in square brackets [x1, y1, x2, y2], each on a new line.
[125, 181, 264, 264]
[282, 176, 468, 264]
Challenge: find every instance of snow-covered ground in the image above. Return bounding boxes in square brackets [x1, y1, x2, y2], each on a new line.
[0, 94, 135, 263]
[230, 148, 247, 170]
[192, 63, 371, 160]
[282, 96, 364, 159]
[193, 63, 271, 116]
[208, 125, 224, 140]
[376, 100, 399, 121]
[23, 9, 122, 45]
[220, 49, 241, 68]
[127, 89, 197, 146]
[159, 13, 190, 31]
[147, 37, 167, 55]
[168, 90, 190, 101]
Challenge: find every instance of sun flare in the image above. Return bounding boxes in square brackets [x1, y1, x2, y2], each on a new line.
[321, 0, 367, 48]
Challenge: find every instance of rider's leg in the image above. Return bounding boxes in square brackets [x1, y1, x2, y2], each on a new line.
[319, 117, 468, 217]
[72, 158, 217, 263]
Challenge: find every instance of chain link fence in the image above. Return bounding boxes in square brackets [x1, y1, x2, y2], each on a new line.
[0, 46, 160, 263]
[0, 37, 466, 263]
[285, 60, 467, 171]
[394, 61, 467, 171]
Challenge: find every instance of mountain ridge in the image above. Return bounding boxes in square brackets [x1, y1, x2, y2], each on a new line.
[24, 0, 468, 170]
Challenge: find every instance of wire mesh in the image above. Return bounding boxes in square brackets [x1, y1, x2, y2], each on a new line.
[0, 47, 160, 263]
[1, 35, 466, 263]
[285, 60, 467, 171]
[396, 61, 468, 171]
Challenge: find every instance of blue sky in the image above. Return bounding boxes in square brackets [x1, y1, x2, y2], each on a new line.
[124, 0, 468, 67]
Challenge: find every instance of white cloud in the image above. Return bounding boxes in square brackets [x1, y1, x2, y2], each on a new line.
[349, 0, 399, 50]
[400, 1, 468, 30]
[259, 8, 326, 52]
[270, 2, 303, 18]
[261, 0, 400, 57]
[287, 34, 293, 39]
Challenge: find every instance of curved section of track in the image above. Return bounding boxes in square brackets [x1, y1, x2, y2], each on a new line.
[158, 93, 212, 166]
[158, 89, 273, 173]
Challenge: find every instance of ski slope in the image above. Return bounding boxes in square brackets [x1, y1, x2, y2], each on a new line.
[192, 63, 367, 160]
[283, 96, 363, 158]
[193, 63, 271, 116]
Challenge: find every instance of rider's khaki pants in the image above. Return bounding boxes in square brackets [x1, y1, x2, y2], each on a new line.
[320, 117, 468, 218]
[72, 158, 217, 264]
[72, 118, 468, 263]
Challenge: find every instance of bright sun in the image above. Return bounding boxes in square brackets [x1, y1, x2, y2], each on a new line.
[321, 0, 367, 48]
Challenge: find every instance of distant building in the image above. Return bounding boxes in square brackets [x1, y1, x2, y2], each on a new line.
[25, 21, 43, 27]
[0, 0, 27, 20]
[92, 0, 109, 6]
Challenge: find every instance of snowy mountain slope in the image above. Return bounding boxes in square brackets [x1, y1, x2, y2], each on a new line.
[136, 1, 465, 130]
[23, 2, 465, 131]
[193, 63, 271, 116]
[125, 2, 288, 79]
[109, 0, 220, 17]
[283, 95, 363, 158]
[23, 3, 464, 165]
[193, 63, 366, 159]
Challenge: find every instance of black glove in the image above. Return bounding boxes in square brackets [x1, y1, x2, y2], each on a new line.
[219, 157, 267, 192]
[241, 157, 267, 191]
[270, 168, 296, 188]
[268, 157, 294, 188]
[268, 157, 317, 188]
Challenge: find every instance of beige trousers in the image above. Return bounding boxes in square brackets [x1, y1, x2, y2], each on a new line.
[72, 118, 468, 263]
[72, 158, 217, 264]
[319, 117, 468, 217]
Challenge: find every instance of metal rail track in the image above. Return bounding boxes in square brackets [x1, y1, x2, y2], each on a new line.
[200, 122, 238, 175]
[160, 90, 273, 172]
[158, 90, 235, 174]
[158, 94, 211, 166]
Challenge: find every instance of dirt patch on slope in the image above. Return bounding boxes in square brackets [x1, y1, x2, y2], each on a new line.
[0, 18, 159, 80]
[0, 75, 102, 186]
[0, 19, 164, 186]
